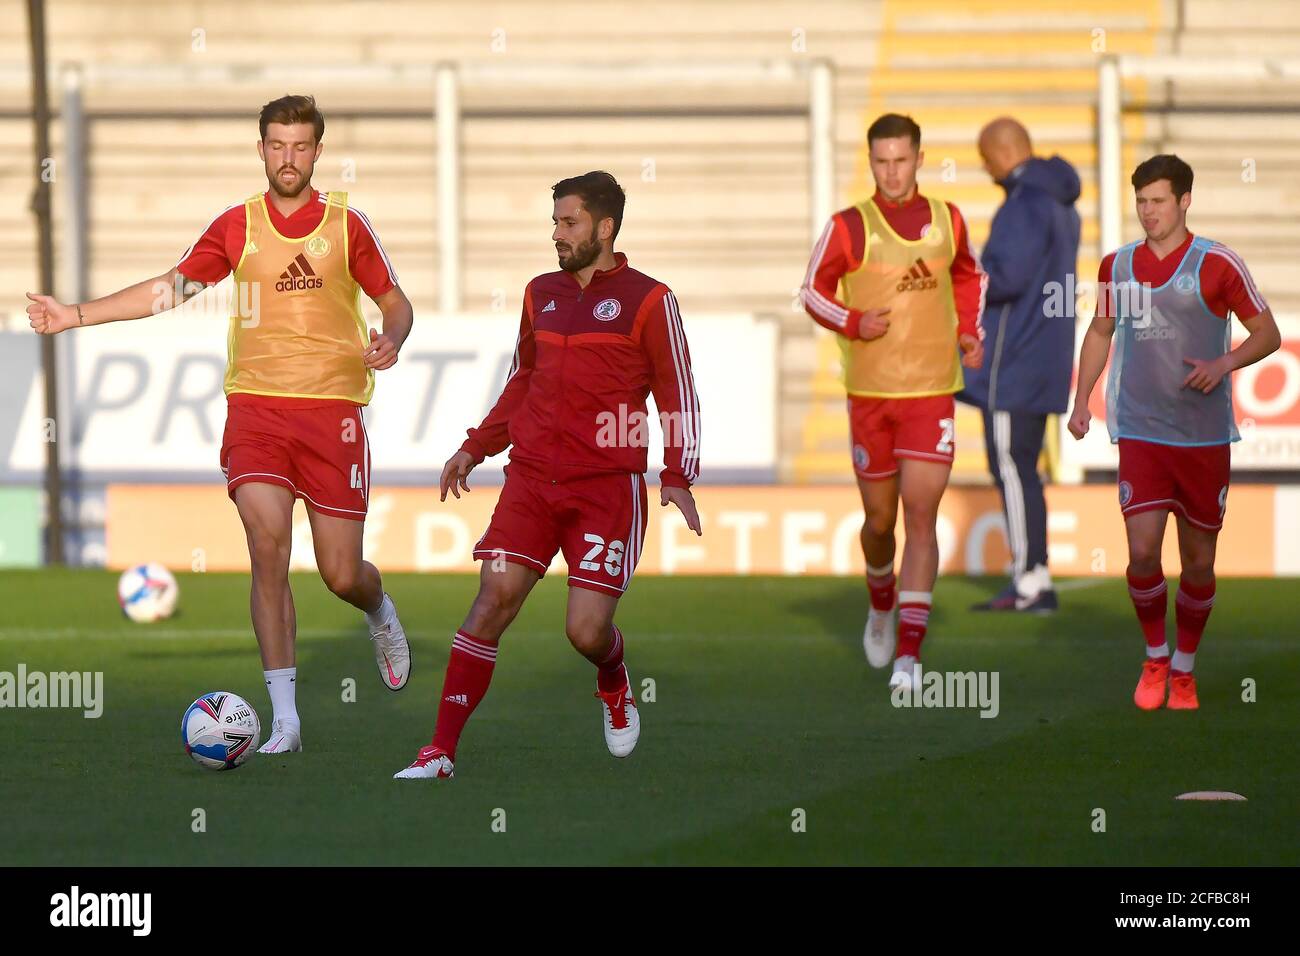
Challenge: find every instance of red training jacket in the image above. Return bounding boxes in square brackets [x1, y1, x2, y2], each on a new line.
[461, 252, 701, 488]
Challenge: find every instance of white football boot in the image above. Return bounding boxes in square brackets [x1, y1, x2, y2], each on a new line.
[368, 593, 411, 691]
[595, 664, 640, 758]
[887, 655, 922, 694]
[393, 744, 455, 780]
[863, 603, 898, 669]
[257, 720, 303, 754]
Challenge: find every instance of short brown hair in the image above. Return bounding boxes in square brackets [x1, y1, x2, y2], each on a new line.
[553, 170, 627, 241]
[1131, 154, 1193, 199]
[867, 113, 921, 149]
[259, 94, 324, 142]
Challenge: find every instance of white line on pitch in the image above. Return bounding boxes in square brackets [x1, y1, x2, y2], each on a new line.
[1052, 578, 1112, 592]
[0, 628, 358, 641]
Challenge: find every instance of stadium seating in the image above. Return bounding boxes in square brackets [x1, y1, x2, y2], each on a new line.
[0, 0, 1296, 485]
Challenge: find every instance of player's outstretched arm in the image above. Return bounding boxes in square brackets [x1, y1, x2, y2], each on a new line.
[363, 285, 414, 370]
[1067, 312, 1116, 439]
[26, 266, 209, 335]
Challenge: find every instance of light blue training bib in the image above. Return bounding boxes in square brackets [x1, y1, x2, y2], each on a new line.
[1105, 236, 1238, 446]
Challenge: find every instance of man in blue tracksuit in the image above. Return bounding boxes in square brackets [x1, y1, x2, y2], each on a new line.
[959, 117, 1080, 612]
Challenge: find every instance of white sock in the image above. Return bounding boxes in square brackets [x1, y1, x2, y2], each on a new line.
[264, 667, 300, 730]
[1171, 650, 1196, 673]
[1147, 642, 1171, 659]
[365, 592, 394, 628]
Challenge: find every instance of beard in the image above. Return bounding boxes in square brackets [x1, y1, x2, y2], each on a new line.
[269, 166, 310, 199]
[556, 229, 602, 272]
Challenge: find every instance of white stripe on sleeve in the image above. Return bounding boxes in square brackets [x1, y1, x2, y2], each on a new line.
[1207, 243, 1267, 315]
[662, 291, 701, 482]
[349, 206, 399, 285]
[800, 219, 849, 329]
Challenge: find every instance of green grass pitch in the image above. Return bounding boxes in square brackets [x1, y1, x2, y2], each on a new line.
[0, 569, 1295, 865]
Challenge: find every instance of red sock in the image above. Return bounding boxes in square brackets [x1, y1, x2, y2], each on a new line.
[431, 631, 497, 759]
[1173, 576, 1215, 672]
[1126, 567, 1168, 657]
[866, 565, 897, 613]
[596, 625, 627, 693]
[896, 591, 931, 659]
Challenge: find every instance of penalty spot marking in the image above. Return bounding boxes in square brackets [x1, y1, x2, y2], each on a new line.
[1176, 791, 1247, 801]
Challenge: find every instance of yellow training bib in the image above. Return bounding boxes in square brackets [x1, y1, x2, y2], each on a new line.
[837, 196, 962, 398]
[225, 190, 373, 404]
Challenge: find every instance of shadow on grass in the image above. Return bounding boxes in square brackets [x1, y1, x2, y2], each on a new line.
[778, 574, 1142, 658]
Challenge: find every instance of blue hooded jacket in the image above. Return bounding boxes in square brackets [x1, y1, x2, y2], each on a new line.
[958, 156, 1081, 414]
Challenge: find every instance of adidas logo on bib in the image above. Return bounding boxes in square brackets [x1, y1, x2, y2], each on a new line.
[276, 253, 324, 292]
[896, 257, 938, 293]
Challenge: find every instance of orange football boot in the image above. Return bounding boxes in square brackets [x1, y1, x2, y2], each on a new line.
[1134, 657, 1170, 710]
[1167, 672, 1200, 710]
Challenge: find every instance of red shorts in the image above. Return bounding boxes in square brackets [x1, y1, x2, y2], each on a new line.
[220, 395, 371, 521]
[847, 394, 956, 481]
[1117, 439, 1230, 532]
[474, 469, 648, 595]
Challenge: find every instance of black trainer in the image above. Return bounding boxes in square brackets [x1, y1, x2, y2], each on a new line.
[971, 583, 1058, 614]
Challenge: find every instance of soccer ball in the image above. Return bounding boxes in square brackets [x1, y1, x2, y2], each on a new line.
[117, 563, 179, 622]
[182, 692, 261, 771]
